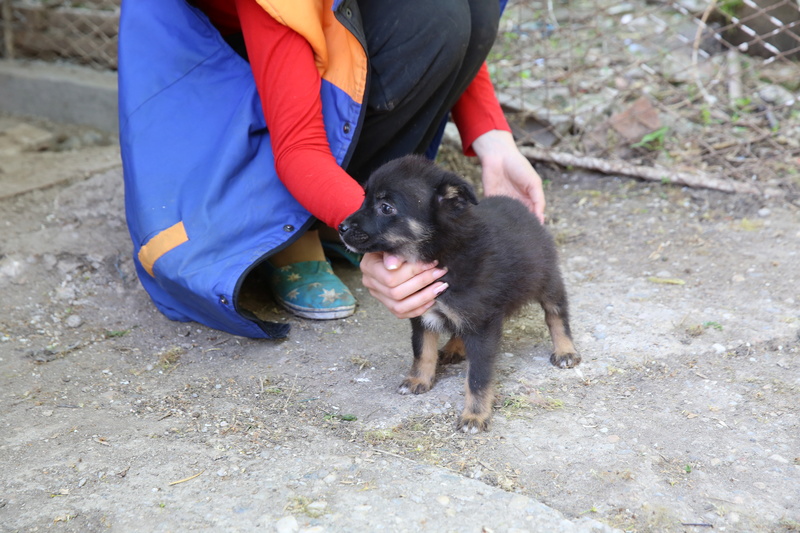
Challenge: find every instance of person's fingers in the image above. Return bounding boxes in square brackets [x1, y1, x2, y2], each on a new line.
[369, 280, 449, 319]
[360, 252, 449, 319]
[384, 265, 446, 300]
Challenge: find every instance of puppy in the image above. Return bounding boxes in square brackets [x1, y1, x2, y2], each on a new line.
[338, 155, 579, 433]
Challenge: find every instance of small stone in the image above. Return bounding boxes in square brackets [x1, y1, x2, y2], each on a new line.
[0, 256, 24, 279]
[436, 495, 450, 506]
[55, 286, 76, 301]
[275, 515, 299, 533]
[65, 315, 83, 328]
[43, 254, 58, 270]
[758, 84, 795, 106]
[712, 344, 726, 354]
[306, 501, 327, 513]
[593, 324, 607, 340]
[0, 123, 55, 156]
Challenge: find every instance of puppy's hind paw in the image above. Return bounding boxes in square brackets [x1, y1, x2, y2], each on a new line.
[550, 351, 581, 369]
[398, 377, 433, 395]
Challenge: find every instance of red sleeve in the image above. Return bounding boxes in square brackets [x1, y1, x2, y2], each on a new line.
[203, 0, 364, 229]
[450, 63, 512, 157]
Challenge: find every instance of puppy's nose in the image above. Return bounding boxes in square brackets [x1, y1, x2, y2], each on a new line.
[337, 222, 350, 234]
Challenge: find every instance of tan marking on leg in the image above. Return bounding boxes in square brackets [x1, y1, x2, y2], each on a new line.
[398, 329, 439, 394]
[439, 335, 466, 365]
[545, 305, 581, 368]
[457, 379, 494, 433]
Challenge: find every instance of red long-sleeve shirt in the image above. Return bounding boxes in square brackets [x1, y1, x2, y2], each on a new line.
[194, 0, 511, 229]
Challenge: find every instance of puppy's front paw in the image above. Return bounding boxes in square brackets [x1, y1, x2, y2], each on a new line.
[457, 411, 491, 434]
[550, 351, 581, 369]
[398, 377, 433, 395]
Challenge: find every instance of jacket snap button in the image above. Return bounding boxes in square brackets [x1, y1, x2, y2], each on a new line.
[345, 7, 352, 17]
[283, 225, 295, 232]
[219, 296, 229, 305]
[343, 123, 351, 134]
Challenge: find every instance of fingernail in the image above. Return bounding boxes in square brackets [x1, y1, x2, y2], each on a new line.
[386, 263, 399, 271]
[433, 267, 448, 278]
[434, 282, 449, 296]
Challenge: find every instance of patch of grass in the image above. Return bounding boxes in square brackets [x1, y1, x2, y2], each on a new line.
[284, 496, 326, 518]
[737, 218, 764, 232]
[686, 321, 723, 337]
[527, 390, 565, 410]
[350, 355, 372, 370]
[632, 126, 669, 151]
[779, 517, 800, 531]
[364, 429, 395, 444]
[157, 346, 184, 370]
[500, 395, 532, 419]
[104, 329, 129, 338]
[324, 413, 357, 422]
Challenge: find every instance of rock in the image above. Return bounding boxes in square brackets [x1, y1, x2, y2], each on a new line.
[608, 96, 661, 143]
[55, 286, 77, 301]
[0, 256, 24, 279]
[0, 123, 56, 157]
[65, 314, 83, 328]
[275, 515, 299, 533]
[758, 84, 796, 107]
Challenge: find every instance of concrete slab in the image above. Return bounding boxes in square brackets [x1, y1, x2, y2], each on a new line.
[0, 59, 118, 133]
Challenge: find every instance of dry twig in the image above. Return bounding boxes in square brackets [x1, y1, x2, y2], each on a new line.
[168, 470, 205, 486]
[520, 146, 761, 195]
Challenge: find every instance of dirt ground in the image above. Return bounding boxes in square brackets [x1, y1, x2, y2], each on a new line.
[1, 115, 798, 532]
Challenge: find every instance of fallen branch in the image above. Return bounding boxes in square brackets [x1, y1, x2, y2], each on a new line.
[519, 146, 761, 195]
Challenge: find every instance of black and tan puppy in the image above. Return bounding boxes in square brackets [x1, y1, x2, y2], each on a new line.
[338, 155, 579, 433]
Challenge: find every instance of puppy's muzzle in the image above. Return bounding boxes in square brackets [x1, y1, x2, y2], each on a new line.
[337, 220, 370, 248]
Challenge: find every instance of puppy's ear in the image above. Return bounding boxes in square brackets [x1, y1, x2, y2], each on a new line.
[435, 172, 478, 211]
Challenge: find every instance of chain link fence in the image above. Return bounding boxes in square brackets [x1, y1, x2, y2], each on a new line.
[1, 0, 118, 69]
[2, 0, 798, 197]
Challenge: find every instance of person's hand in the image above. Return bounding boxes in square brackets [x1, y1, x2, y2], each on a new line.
[471, 129, 546, 224]
[360, 252, 448, 319]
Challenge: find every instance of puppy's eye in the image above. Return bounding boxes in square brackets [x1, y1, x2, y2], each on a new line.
[379, 203, 396, 216]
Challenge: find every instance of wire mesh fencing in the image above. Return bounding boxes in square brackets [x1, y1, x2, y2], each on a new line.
[1, 0, 798, 197]
[1, 0, 119, 69]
